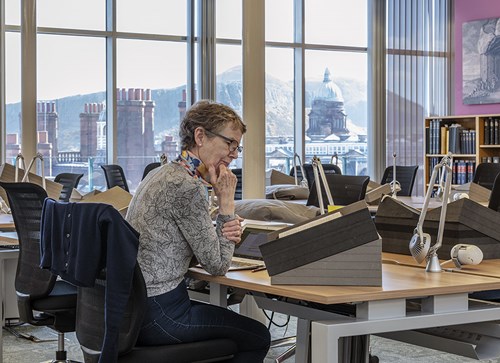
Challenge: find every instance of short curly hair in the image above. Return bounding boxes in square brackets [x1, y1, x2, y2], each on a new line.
[179, 100, 247, 150]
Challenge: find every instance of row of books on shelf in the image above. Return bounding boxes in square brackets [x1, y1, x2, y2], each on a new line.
[481, 156, 500, 163]
[484, 117, 500, 145]
[428, 157, 475, 185]
[426, 119, 476, 155]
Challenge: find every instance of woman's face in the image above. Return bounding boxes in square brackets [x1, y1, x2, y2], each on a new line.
[198, 124, 242, 174]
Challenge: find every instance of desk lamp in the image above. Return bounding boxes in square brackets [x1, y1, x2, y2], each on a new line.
[390, 152, 401, 199]
[311, 156, 334, 215]
[409, 152, 453, 272]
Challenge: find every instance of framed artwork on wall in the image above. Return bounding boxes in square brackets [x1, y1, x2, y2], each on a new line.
[462, 17, 500, 105]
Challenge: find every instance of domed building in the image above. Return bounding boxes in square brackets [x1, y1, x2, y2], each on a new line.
[306, 67, 350, 141]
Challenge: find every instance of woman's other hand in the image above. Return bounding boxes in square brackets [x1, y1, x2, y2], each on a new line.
[222, 216, 244, 244]
[209, 164, 236, 215]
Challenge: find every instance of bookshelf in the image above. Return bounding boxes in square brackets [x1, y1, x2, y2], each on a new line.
[424, 114, 500, 192]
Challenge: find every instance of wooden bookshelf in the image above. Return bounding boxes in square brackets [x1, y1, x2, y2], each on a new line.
[424, 114, 500, 192]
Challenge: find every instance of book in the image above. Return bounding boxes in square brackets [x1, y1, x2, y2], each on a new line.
[485, 120, 490, 145]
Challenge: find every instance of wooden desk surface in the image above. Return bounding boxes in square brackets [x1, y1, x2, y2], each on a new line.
[188, 262, 500, 305]
[383, 252, 500, 279]
[0, 214, 15, 231]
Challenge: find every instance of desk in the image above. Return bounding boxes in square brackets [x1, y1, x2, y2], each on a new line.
[189, 261, 500, 362]
[0, 214, 15, 231]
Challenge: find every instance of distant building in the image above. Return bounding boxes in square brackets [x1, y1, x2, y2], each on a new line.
[307, 68, 350, 141]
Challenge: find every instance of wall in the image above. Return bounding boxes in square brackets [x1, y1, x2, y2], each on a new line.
[454, 0, 500, 115]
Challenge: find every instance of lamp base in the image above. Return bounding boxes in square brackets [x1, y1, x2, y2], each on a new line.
[425, 254, 443, 272]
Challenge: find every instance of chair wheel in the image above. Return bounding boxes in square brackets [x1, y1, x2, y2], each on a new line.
[369, 354, 379, 363]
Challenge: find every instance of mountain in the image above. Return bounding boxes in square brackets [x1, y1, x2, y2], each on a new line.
[5, 66, 367, 151]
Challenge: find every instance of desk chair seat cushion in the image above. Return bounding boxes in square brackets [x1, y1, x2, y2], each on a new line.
[235, 199, 319, 224]
[31, 280, 77, 312]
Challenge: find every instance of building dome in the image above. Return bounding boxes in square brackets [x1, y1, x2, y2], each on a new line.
[315, 68, 344, 102]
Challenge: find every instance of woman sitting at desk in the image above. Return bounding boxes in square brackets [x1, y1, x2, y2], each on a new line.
[126, 100, 271, 362]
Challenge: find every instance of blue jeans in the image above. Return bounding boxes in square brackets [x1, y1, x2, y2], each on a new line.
[137, 281, 271, 363]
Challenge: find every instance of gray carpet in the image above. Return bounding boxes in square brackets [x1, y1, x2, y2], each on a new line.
[4, 314, 500, 362]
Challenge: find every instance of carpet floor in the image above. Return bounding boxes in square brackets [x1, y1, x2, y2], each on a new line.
[4, 314, 500, 362]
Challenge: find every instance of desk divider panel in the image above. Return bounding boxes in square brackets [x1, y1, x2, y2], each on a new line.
[259, 201, 382, 286]
[0, 163, 62, 205]
[376, 196, 500, 260]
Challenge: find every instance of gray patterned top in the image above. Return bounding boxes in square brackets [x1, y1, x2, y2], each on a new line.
[126, 162, 235, 297]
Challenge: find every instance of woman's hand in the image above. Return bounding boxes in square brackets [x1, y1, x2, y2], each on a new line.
[222, 216, 245, 244]
[209, 165, 237, 215]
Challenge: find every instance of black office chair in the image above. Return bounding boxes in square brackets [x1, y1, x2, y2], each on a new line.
[76, 263, 238, 363]
[0, 182, 78, 362]
[141, 162, 161, 181]
[473, 163, 500, 190]
[306, 174, 370, 209]
[101, 164, 130, 192]
[380, 165, 418, 196]
[488, 174, 500, 212]
[291, 163, 342, 191]
[232, 168, 243, 200]
[54, 172, 84, 202]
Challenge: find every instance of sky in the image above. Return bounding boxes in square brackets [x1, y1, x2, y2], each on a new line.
[4, 0, 367, 103]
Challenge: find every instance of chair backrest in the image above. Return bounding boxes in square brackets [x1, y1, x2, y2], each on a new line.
[232, 168, 243, 200]
[0, 182, 56, 299]
[488, 174, 500, 212]
[54, 173, 84, 202]
[381, 165, 418, 196]
[291, 163, 342, 191]
[101, 164, 129, 192]
[306, 174, 370, 208]
[473, 163, 500, 190]
[141, 162, 161, 181]
[76, 264, 147, 362]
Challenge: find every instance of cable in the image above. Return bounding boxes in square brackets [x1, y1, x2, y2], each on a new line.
[262, 309, 290, 328]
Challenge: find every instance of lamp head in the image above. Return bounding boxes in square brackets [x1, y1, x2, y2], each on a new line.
[409, 230, 431, 264]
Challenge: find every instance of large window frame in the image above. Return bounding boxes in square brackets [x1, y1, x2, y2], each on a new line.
[0, 0, 452, 196]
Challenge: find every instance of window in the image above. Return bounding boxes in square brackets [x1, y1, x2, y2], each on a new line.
[116, 39, 187, 190]
[386, 0, 451, 195]
[265, 0, 368, 177]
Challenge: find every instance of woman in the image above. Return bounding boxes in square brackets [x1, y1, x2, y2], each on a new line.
[126, 100, 271, 362]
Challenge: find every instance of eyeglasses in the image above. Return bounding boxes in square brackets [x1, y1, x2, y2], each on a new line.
[204, 129, 243, 153]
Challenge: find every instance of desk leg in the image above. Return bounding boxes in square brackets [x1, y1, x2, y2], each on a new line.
[295, 318, 311, 363]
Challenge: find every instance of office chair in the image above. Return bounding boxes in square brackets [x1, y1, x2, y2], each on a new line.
[0, 182, 78, 362]
[488, 174, 500, 212]
[47, 200, 236, 362]
[77, 263, 238, 363]
[54, 172, 84, 202]
[141, 162, 161, 181]
[232, 168, 243, 200]
[306, 174, 370, 209]
[100, 164, 130, 192]
[291, 163, 342, 191]
[472, 162, 500, 190]
[380, 165, 418, 196]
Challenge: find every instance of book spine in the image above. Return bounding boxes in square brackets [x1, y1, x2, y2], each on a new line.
[440, 126, 447, 154]
[492, 119, 496, 145]
[493, 119, 498, 145]
[485, 120, 490, 145]
[470, 130, 476, 154]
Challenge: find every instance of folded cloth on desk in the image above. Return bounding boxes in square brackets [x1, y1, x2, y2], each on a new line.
[265, 184, 309, 200]
[235, 199, 319, 224]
